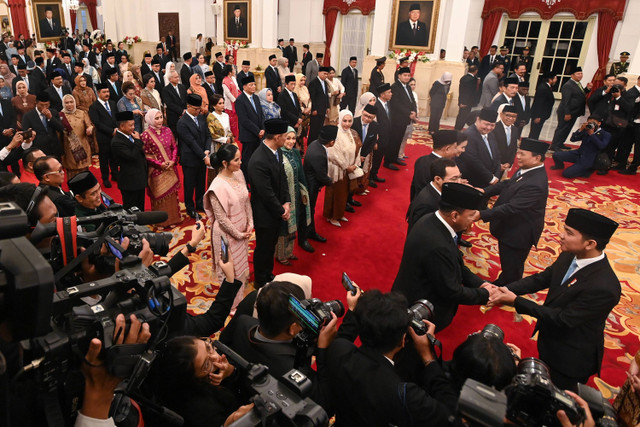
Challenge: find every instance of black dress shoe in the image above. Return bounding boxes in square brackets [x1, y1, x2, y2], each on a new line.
[349, 200, 362, 207]
[187, 209, 197, 218]
[384, 163, 399, 170]
[372, 176, 386, 183]
[550, 165, 564, 170]
[299, 240, 315, 253]
[394, 159, 407, 166]
[345, 204, 356, 213]
[458, 239, 472, 248]
[308, 232, 327, 243]
[103, 180, 112, 188]
[196, 205, 205, 212]
[619, 168, 638, 175]
[596, 170, 609, 175]
[368, 180, 378, 188]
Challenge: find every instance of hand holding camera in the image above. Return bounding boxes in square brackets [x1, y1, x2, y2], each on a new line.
[408, 319, 437, 364]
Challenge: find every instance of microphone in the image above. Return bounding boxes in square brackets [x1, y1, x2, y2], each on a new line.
[76, 210, 168, 226]
[132, 211, 168, 225]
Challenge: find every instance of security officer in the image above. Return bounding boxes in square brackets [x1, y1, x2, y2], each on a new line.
[610, 51, 630, 76]
[513, 46, 534, 77]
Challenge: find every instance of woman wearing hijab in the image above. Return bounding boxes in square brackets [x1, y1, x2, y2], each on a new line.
[187, 73, 209, 114]
[222, 65, 240, 138]
[276, 57, 290, 86]
[141, 108, 181, 227]
[0, 63, 16, 93]
[258, 88, 281, 121]
[277, 127, 311, 264]
[324, 109, 361, 227]
[60, 94, 94, 179]
[428, 72, 452, 134]
[163, 61, 177, 86]
[82, 58, 100, 85]
[11, 81, 36, 129]
[0, 76, 12, 100]
[354, 92, 376, 118]
[293, 73, 311, 152]
[72, 74, 96, 114]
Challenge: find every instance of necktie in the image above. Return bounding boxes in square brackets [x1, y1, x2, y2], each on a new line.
[404, 84, 411, 100]
[211, 83, 215, 93]
[290, 90, 296, 105]
[453, 234, 458, 245]
[321, 81, 326, 94]
[362, 123, 368, 141]
[24, 76, 29, 89]
[104, 101, 111, 115]
[514, 169, 522, 179]
[193, 115, 198, 126]
[508, 98, 513, 106]
[482, 135, 493, 159]
[249, 95, 257, 113]
[352, 67, 356, 78]
[413, 23, 417, 36]
[112, 81, 118, 95]
[41, 113, 48, 130]
[275, 150, 279, 162]
[505, 126, 511, 145]
[384, 102, 390, 118]
[129, 135, 134, 143]
[561, 258, 578, 285]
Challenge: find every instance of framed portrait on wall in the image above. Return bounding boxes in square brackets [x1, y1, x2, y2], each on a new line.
[224, 0, 251, 42]
[32, 0, 65, 42]
[389, 0, 440, 52]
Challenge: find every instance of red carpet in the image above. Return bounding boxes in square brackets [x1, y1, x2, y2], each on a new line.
[91, 122, 640, 400]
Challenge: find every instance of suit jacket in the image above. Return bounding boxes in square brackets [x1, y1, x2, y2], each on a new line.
[17, 54, 31, 67]
[305, 60, 319, 86]
[236, 70, 254, 92]
[390, 81, 416, 130]
[45, 85, 72, 112]
[45, 185, 76, 217]
[409, 152, 439, 202]
[351, 117, 378, 157]
[152, 53, 168, 70]
[248, 142, 290, 228]
[45, 57, 63, 79]
[212, 61, 225, 94]
[39, 17, 61, 38]
[488, 93, 512, 111]
[531, 82, 555, 121]
[480, 166, 548, 249]
[111, 131, 148, 191]
[176, 113, 211, 167]
[458, 73, 480, 108]
[0, 100, 18, 167]
[301, 51, 313, 75]
[569, 128, 612, 168]
[457, 124, 501, 187]
[29, 67, 47, 97]
[235, 92, 265, 142]
[264, 65, 281, 95]
[375, 99, 392, 144]
[303, 140, 332, 196]
[100, 63, 120, 83]
[491, 122, 520, 165]
[479, 71, 500, 107]
[340, 66, 358, 101]
[166, 35, 176, 49]
[369, 68, 385, 96]
[407, 183, 440, 232]
[202, 82, 217, 112]
[277, 88, 301, 127]
[106, 79, 123, 102]
[479, 54, 497, 79]
[508, 252, 620, 378]
[557, 79, 589, 118]
[88, 99, 118, 146]
[8, 64, 19, 78]
[21, 108, 64, 157]
[180, 63, 194, 87]
[140, 62, 152, 79]
[163, 83, 187, 124]
[151, 70, 165, 93]
[283, 45, 297, 69]
[78, 50, 97, 67]
[228, 16, 247, 38]
[308, 77, 329, 115]
[513, 93, 531, 127]
[625, 86, 640, 121]
[395, 20, 428, 47]
[392, 213, 488, 331]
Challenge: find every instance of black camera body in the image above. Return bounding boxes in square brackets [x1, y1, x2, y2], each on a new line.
[288, 295, 345, 337]
[407, 299, 434, 335]
[586, 122, 597, 131]
[610, 84, 622, 94]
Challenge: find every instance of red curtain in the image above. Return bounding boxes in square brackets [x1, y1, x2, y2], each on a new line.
[7, 0, 29, 38]
[481, 0, 626, 21]
[480, 10, 503, 56]
[70, 10, 77, 33]
[81, 0, 98, 30]
[590, 12, 619, 92]
[323, 9, 338, 66]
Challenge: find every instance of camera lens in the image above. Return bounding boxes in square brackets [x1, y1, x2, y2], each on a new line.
[409, 299, 434, 322]
[481, 323, 505, 341]
[323, 300, 345, 318]
[142, 232, 172, 256]
[517, 357, 551, 378]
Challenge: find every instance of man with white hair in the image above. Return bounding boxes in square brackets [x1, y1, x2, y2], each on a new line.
[162, 70, 187, 137]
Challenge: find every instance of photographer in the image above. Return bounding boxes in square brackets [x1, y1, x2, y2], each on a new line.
[68, 171, 106, 231]
[326, 289, 457, 426]
[0, 130, 35, 172]
[0, 182, 57, 227]
[551, 116, 611, 178]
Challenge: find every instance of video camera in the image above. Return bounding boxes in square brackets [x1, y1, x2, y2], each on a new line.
[288, 294, 345, 343]
[213, 341, 329, 427]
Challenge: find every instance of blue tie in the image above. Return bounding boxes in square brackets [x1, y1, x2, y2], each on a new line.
[275, 150, 279, 162]
[514, 169, 522, 179]
[129, 135, 134, 143]
[453, 234, 458, 245]
[41, 114, 48, 130]
[505, 126, 511, 146]
[482, 135, 493, 159]
[561, 258, 578, 285]
[249, 95, 257, 113]
[104, 101, 111, 116]
[362, 123, 368, 142]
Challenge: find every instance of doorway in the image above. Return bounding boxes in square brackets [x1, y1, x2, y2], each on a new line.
[158, 13, 180, 58]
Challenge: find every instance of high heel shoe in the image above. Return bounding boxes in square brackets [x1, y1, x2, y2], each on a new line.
[339, 216, 349, 222]
[327, 219, 341, 227]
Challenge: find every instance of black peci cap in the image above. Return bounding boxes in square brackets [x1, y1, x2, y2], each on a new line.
[565, 208, 618, 240]
[441, 183, 484, 210]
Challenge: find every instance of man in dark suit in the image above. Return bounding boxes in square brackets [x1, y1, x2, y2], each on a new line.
[619, 76, 640, 175]
[478, 138, 549, 285]
[180, 52, 194, 86]
[212, 52, 226, 94]
[265, 54, 282, 96]
[326, 290, 457, 426]
[551, 67, 592, 151]
[236, 60, 253, 92]
[34, 156, 76, 217]
[551, 116, 611, 178]
[39, 6, 61, 38]
[153, 44, 168, 71]
[150, 59, 165, 93]
[283, 38, 297, 72]
[277, 75, 302, 129]
[352, 104, 378, 166]
[407, 158, 459, 232]
[369, 57, 386, 96]
[395, 3, 429, 47]
[176, 94, 211, 218]
[104, 67, 122, 103]
[276, 39, 284, 54]
[88, 83, 118, 188]
[513, 81, 531, 131]
[307, 66, 330, 144]
[386, 67, 415, 170]
[100, 51, 119, 82]
[0, 99, 21, 175]
[409, 130, 460, 201]
[140, 53, 153, 78]
[44, 71, 71, 112]
[492, 105, 520, 170]
[457, 108, 502, 188]
[479, 45, 498, 80]
[111, 111, 147, 211]
[21, 91, 64, 158]
[340, 56, 359, 113]
[392, 183, 493, 332]
[455, 65, 480, 130]
[371, 83, 392, 184]
[236, 75, 265, 177]
[529, 72, 557, 139]
[301, 44, 312, 75]
[16, 46, 31, 67]
[303, 125, 337, 244]
[228, 5, 247, 38]
[8, 55, 20, 77]
[248, 118, 291, 287]
[489, 208, 621, 390]
[78, 42, 97, 67]
[489, 77, 519, 111]
[202, 71, 217, 112]
[29, 58, 48, 97]
[166, 31, 177, 61]
[163, 70, 187, 137]
[44, 48, 62, 80]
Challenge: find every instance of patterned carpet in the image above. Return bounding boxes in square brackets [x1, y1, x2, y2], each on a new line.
[94, 122, 640, 399]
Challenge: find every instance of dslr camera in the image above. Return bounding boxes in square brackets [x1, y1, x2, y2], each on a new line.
[407, 299, 434, 335]
[288, 294, 345, 339]
[586, 122, 597, 131]
[610, 84, 622, 94]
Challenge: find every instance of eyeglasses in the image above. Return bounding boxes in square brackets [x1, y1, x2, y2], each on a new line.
[44, 168, 64, 176]
[199, 338, 218, 374]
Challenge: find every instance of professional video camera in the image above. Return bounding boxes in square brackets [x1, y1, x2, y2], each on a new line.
[288, 294, 345, 342]
[213, 340, 329, 427]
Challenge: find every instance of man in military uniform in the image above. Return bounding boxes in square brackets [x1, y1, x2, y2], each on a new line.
[610, 51, 630, 76]
[512, 46, 534, 78]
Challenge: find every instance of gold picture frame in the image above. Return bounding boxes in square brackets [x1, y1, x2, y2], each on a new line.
[32, 0, 66, 42]
[389, 0, 440, 53]
[224, 0, 251, 43]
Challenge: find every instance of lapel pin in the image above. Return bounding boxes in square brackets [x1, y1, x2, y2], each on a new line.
[567, 278, 577, 287]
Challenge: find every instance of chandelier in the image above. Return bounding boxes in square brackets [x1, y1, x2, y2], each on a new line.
[542, 0, 561, 6]
[68, 0, 80, 11]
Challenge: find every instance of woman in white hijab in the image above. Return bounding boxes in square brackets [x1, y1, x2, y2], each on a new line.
[82, 58, 99, 84]
[163, 61, 176, 86]
[428, 71, 452, 134]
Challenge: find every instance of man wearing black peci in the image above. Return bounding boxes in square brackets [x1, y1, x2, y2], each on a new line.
[529, 72, 557, 139]
[369, 57, 386, 96]
[340, 56, 358, 113]
[163, 70, 187, 138]
[277, 74, 302, 129]
[235, 75, 265, 178]
[89, 83, 118, 188]
[180, 52, 194, 86]
[455, 65, 480, 130]
[385, 67, 415, 170]
[371, 83, 392, 185]
[236, 60, 253, 92]
[111, 111, 147, 211]
[307, 66, 330, 144]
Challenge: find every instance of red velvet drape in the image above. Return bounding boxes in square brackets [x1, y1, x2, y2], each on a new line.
[480, 10, 502, 56]
[7, 0, 29, 38]
[70, 10, 77, 33]
[323, 9, 338, 66]
[81, 0, 98, 30]
[590, 12, 618, 92]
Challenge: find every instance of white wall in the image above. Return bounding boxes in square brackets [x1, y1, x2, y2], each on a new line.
[277, 0, 324, 44]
